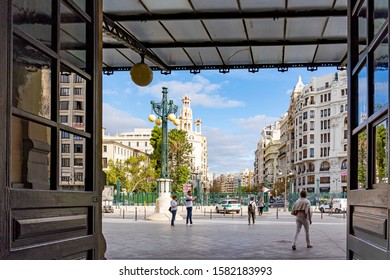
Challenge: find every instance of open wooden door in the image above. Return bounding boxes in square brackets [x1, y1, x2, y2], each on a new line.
[347, 0, 390, 259]
[0, 0, 105, 259]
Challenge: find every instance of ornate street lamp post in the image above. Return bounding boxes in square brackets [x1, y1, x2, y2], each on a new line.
[146, 87, 179, 220]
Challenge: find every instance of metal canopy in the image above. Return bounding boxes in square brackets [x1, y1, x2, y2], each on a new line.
[102, 0, 348, 74]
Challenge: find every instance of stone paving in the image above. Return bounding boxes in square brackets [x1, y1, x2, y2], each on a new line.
[102, 206, 347, 260]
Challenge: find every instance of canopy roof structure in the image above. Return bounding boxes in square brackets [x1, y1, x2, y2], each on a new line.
[102, 0, 348, 75]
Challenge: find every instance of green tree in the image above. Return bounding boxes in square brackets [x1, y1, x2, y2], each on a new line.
[375, 124, 387, 183]
[104, 155, 157, 193]
[358, 130, 367, 189]
[123, 155, 157, 193]
[149, 126, 162, 177]
[105, 159, 130, 190]
[150, 127, 193, 192]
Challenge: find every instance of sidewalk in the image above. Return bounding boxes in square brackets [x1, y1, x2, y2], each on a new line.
[102, 206, 347, 260]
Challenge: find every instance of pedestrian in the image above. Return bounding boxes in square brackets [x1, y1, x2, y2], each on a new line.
[328, 199, 334, 215]
[291, 189, 313, 250]
[257, 198, 264, 216]
[248, 196, 256, 224]
[170, 195, 178, 226]
[185, 190, 197, 225]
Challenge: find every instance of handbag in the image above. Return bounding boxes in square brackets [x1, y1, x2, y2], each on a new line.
[291, 209, 298, 216]
[168, 206, 172, 212]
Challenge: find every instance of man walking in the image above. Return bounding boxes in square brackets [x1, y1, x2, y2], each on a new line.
[248, 197, 256, 225]
[291, 189, 313, 250]
[185, 190, 197, 225]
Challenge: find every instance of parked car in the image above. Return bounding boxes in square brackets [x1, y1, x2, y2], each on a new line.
[319, 198, 347, 213]
[215, 199, 241, 213]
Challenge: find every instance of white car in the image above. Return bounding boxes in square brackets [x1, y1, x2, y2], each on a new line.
[319, 198, 347, 213]
[215, 199, 241, 214]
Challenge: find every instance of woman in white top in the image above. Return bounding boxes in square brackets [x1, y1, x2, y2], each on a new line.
[170, 195, 178, 226]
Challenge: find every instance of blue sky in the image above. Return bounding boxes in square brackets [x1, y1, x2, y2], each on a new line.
[103, 67, 337, 175]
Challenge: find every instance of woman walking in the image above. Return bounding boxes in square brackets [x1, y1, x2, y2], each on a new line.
[170, 195, 178, 226]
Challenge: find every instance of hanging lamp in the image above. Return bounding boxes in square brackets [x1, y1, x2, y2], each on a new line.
[130, 54, 153, 87]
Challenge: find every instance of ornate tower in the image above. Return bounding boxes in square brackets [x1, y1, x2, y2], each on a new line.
[179, 95, 193, 132]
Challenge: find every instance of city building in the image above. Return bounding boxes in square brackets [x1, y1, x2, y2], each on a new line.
[103, 128, 153, 155]
[59, 72, 86, 191]
[255, 71, 348, 195]
[178, 96, 209, 193]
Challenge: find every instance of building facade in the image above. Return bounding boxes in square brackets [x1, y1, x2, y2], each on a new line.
[255, 71, 348, 195]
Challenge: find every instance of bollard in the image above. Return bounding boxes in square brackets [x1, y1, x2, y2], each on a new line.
[232, 212, 234, 219]
[210, 209, 212, 219]
[224, 208, 226, 216]
[204, 208, 206, 216]
[343, 211, 345, 219]
[276, 208, 279, 219]
[144, 207, 146, 219]
[241, 207, 243, 216]
[321, 211, 323, 219]
[123, 209, 125, 219]
[135, 207, 138, 221]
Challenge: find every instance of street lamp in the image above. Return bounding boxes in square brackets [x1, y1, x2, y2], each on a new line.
[146, 87, 178, 220]
[281, 171, 288, 212]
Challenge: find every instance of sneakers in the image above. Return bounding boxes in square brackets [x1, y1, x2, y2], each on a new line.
[292, 245, 296, 250]
[307, 244, 313, 248]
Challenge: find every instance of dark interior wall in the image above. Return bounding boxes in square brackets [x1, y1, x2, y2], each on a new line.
[0, 0, 10, 259]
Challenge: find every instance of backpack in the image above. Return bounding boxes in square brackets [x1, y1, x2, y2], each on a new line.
[248, 202, 254, 212]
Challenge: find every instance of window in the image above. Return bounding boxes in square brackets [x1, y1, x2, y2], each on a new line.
[61, 158, 70, 167]
[60, 74, 70, 83]
[73, 115, 83, 123]
[61, 131, 70, 139]
[308, 162, 315, 171]
[310, 110, 315, 118]
[74, 101, 83, 110]
[320, 161, 330, 171]
[102, 158, 108, 168]
[310, 134, 315, 144]
[145, 142, 147, 147]
[341, 160, 347, 170]
[303, 135, 307, 144]
[60, 88, 70, 96]
[59, 101, 69, 110]
[74, 144, 83, 153]
[340, 105, 344, 113]
[75, 172, 84, 181]
[103, 145, 107, 152]
[74, 135, 83, 140]
[74, 88, 83, 95]
[310, 121, 315, 130]
[74, 75, 84, 83]
[59, 115, 68, 124]
[74, 158, 83, 166]
[61, 144, 70, 153]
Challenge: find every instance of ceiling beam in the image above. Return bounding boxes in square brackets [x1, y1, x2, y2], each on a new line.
[105, 9, 347, 22]
[103, 62, 342, 73]
[102, 14, 168, 70]
[103, 38, 350, 49]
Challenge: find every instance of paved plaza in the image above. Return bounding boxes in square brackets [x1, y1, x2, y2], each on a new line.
[102, 206, 347, 260]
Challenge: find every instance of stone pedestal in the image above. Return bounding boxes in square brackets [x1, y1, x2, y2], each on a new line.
[146, 178, 183, 221]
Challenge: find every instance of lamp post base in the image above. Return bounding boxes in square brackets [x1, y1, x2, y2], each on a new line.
[146, 178, 183, 221]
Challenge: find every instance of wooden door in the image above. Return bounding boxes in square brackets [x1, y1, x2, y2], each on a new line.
[347, 0, 390, 259]
[0, 0, 105, 259]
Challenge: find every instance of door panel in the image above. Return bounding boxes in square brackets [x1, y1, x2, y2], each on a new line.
[0, 0, 105, 259]
[347, 0, 390, 259]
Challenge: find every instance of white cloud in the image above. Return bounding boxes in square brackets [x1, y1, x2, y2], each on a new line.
[137, 76, 244, 108]
[103, 103, 149, 135]
[203, 114, 279, 175]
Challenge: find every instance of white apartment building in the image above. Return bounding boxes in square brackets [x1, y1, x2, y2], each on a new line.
[178, 96, 209, 193]
[254, 122, 281, 189]
[255, 71, 348, 195]
[102, 138, 149, 170]
[103, 128, 153, 155]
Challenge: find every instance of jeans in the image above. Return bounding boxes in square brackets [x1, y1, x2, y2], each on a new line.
[186, 207, 193, 224]
[171, 210, 177, 226]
